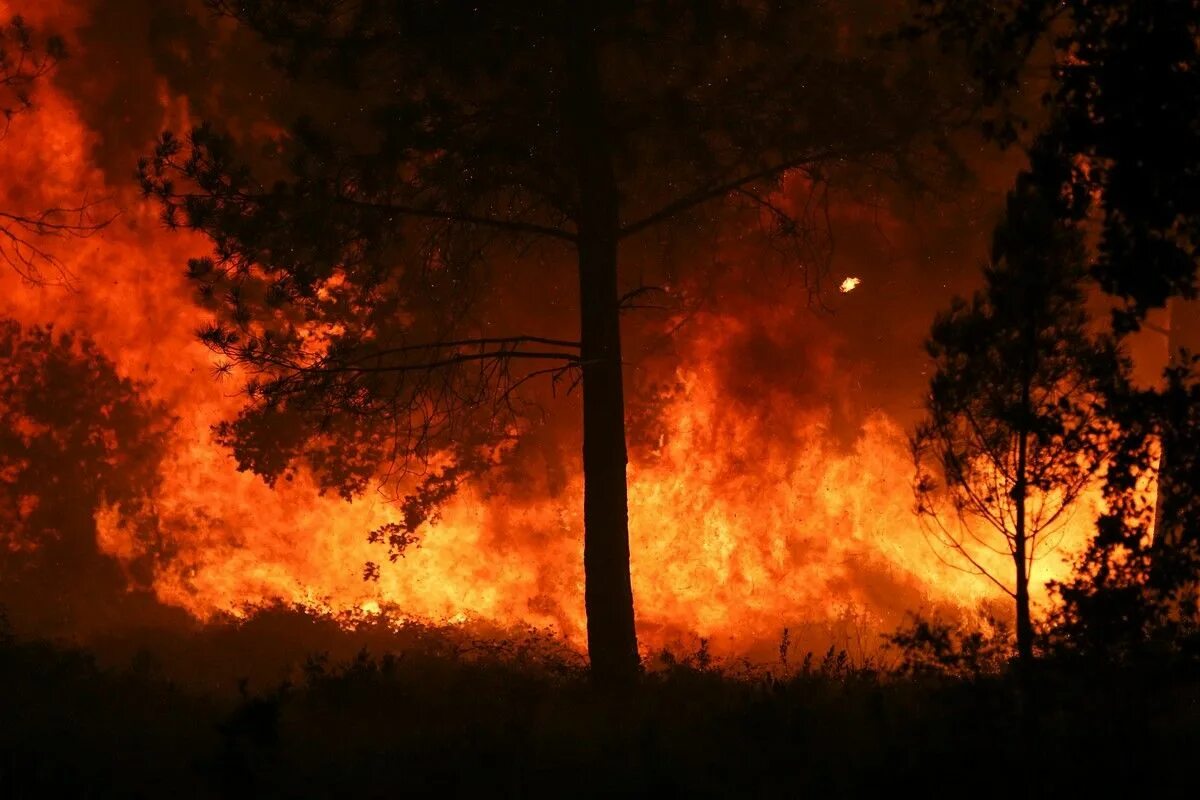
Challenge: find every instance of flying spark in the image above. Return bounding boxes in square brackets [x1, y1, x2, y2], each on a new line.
[839, 276, 861, 293]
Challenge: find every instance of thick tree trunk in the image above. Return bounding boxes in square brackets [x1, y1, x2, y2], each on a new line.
[567, 14, 640, 686]
[578, 233, 640, 686]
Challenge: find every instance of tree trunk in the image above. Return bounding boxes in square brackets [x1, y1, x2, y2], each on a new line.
[1013, 533, 1033, 666]
[1153, 295, 1200, 551]
[1014, 426, 1034, 667]
[568, 15, 640, 686]
[577, 233, 640, 686]
[1012, 323, 1037, 668]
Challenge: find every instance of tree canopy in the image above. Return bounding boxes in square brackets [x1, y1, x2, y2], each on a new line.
[141, 0, 956, 493]
[0, 320, 172, 636]
[913, 173, 1122, 663]
[911, 0, 1200, 666]
[142, 0, 964, 682]
[911, 0, 1200, 329]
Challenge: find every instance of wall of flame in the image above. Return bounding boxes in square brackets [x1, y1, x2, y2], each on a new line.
[0, 0, 1101, 658]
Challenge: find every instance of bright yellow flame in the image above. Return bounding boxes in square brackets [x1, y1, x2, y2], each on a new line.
[0, 70, 1101, 661]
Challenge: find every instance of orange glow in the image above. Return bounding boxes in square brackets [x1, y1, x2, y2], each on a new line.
[0, 16, 1101, 660]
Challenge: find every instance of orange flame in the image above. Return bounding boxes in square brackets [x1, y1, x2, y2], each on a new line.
[0, 30, 1100, 660]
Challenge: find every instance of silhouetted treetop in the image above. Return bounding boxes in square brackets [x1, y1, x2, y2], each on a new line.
[0, 320, 173, 634]
[0, 15, 64, 131]
[914, 172, 1124, 664]
[201, 0, 949, 230]
[141, 0, 960, 497]
[911, 0, 1200, 329]
[141, 0, 967, 684]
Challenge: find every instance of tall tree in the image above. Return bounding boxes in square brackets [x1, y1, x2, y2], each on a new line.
[0, 15, 107, 282]
[912, 174, 1120, 665]
[141, 0, 956, 684]
[909, 0, 1200, 550]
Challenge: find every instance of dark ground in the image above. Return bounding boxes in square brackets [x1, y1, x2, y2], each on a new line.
[2, 607, 1199, 798]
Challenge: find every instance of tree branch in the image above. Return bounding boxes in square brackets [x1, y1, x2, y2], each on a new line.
[334, 335, 581, 368]
[334, 196, 577, 242]
[617, 147, 844, 239]
[247, 348, 579, 377]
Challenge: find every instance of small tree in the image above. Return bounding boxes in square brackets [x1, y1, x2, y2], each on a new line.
[912, 174, 1121, 666]
[908, 0, 1200, 659]
[910, 0, 1200, 558]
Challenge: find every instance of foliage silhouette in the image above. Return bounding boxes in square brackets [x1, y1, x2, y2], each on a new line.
[0, 320, 173, 637]
[911, 0, 1200, 656]
[140, 0, 962, 684]
[912, 173, 1122, 665]
[0, 15, 109, 282]
[888, 611, 1012, 680]
[1051, 361, 1200, 663]
[910, 0, 1200, 327]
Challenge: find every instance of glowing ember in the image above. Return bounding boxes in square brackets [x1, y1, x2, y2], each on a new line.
[840, 276, 862, 293]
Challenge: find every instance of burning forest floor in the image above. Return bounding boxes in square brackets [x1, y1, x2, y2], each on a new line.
[3, 604, 1200, 798]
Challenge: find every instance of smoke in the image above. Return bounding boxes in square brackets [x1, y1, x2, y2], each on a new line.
[0, 0, 1091, 657]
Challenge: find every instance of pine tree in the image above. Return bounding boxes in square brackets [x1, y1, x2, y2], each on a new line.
[913, 174, 1121, 665]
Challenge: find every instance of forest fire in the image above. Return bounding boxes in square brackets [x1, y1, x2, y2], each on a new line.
[6, 1, 1200, 795]
[0, 43, 1097, 659]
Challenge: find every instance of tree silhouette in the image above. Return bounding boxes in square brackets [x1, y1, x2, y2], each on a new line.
[0, 320, 172, 636]
[140, 0, 959, 684]
[910, 1, 1200, 557]
[912, 174, 1122, 665]
[0, 15, 108, 282]
[1050, 360, 1200, 662]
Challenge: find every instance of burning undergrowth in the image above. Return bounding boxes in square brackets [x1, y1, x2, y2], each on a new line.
[0, 0, 1094, 661]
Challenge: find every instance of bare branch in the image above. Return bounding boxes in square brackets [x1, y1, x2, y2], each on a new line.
[0, 200, 115, 284]
[332, 196, 578, 243]
[619, 149, 838, 239]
